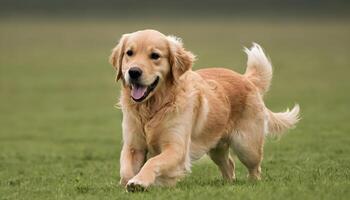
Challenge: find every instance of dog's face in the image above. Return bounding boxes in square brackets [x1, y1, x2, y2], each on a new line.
[109, 30, 195, 103]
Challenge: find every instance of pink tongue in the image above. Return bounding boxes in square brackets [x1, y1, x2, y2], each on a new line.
[131, 86, 147, 100]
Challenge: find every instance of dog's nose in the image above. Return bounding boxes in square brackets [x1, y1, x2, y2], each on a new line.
[128, 67, 142, 79]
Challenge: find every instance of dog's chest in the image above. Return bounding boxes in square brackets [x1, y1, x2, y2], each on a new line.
[138, 118, 163, 155]
[134, 104, 176, 152]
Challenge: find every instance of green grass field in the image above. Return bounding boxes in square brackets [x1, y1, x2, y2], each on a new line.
[0, 17, 349, 199]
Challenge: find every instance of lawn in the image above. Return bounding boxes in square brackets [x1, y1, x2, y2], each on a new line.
[0, 17, 349, 199]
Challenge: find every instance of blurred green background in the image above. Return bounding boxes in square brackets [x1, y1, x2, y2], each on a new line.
[0, 0, 349, 199]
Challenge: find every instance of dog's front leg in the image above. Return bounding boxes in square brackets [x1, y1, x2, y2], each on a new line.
[119, 144, 146, 186]
[126, 143, 185, 192]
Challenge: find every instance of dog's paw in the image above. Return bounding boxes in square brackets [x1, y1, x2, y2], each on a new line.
[119, 177, 130, 187]
[126, 178, 148, 192]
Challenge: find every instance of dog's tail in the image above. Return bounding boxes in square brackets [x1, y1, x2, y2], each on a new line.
[267, 104, 300, 136]
[244, 43, 300, 135]
[244, 43, 272, 95]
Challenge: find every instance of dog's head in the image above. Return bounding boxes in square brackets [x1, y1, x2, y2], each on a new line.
[109, 30, 195, 103]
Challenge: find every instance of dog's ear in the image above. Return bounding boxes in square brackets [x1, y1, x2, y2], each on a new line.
[109, 34, 129, 82]
[167, 35, 196, 82]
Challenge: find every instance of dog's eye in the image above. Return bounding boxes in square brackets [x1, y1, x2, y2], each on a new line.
[150, 52, 160, 60]
[126, 50, 133, 56]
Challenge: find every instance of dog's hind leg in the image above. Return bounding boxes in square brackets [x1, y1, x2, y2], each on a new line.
[231, 127, 264, 180]
[208, 140, 235, 181]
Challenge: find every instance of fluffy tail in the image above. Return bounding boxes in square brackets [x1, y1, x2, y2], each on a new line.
[267, 104, 300, 136]
[244, 43, 272, 94]
[244, 43, 300, 135]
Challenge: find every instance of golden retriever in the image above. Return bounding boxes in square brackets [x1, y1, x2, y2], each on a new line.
[109, 29, 300, 192]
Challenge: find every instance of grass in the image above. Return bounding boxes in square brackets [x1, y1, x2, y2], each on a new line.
[0, 17, 349, 199]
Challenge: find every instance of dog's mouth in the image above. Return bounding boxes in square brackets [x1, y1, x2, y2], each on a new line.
[130, 76, 160, 102]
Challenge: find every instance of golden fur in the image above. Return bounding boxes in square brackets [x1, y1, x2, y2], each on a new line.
[109, 30, 300, 192]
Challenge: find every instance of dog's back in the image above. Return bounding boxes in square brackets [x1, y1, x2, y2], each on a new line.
[196, 67, 253, 124]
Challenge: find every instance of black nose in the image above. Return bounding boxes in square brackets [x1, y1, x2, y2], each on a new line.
[128, 67, 142, 79]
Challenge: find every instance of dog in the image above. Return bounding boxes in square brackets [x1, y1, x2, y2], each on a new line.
[109, 29, 300, 192]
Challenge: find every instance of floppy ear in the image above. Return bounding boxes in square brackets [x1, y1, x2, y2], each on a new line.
[167, 35, 196, 81]
[109, 34, 129, 81]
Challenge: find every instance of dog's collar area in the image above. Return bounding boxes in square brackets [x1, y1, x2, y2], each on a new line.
[131, 76, 159, 102]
